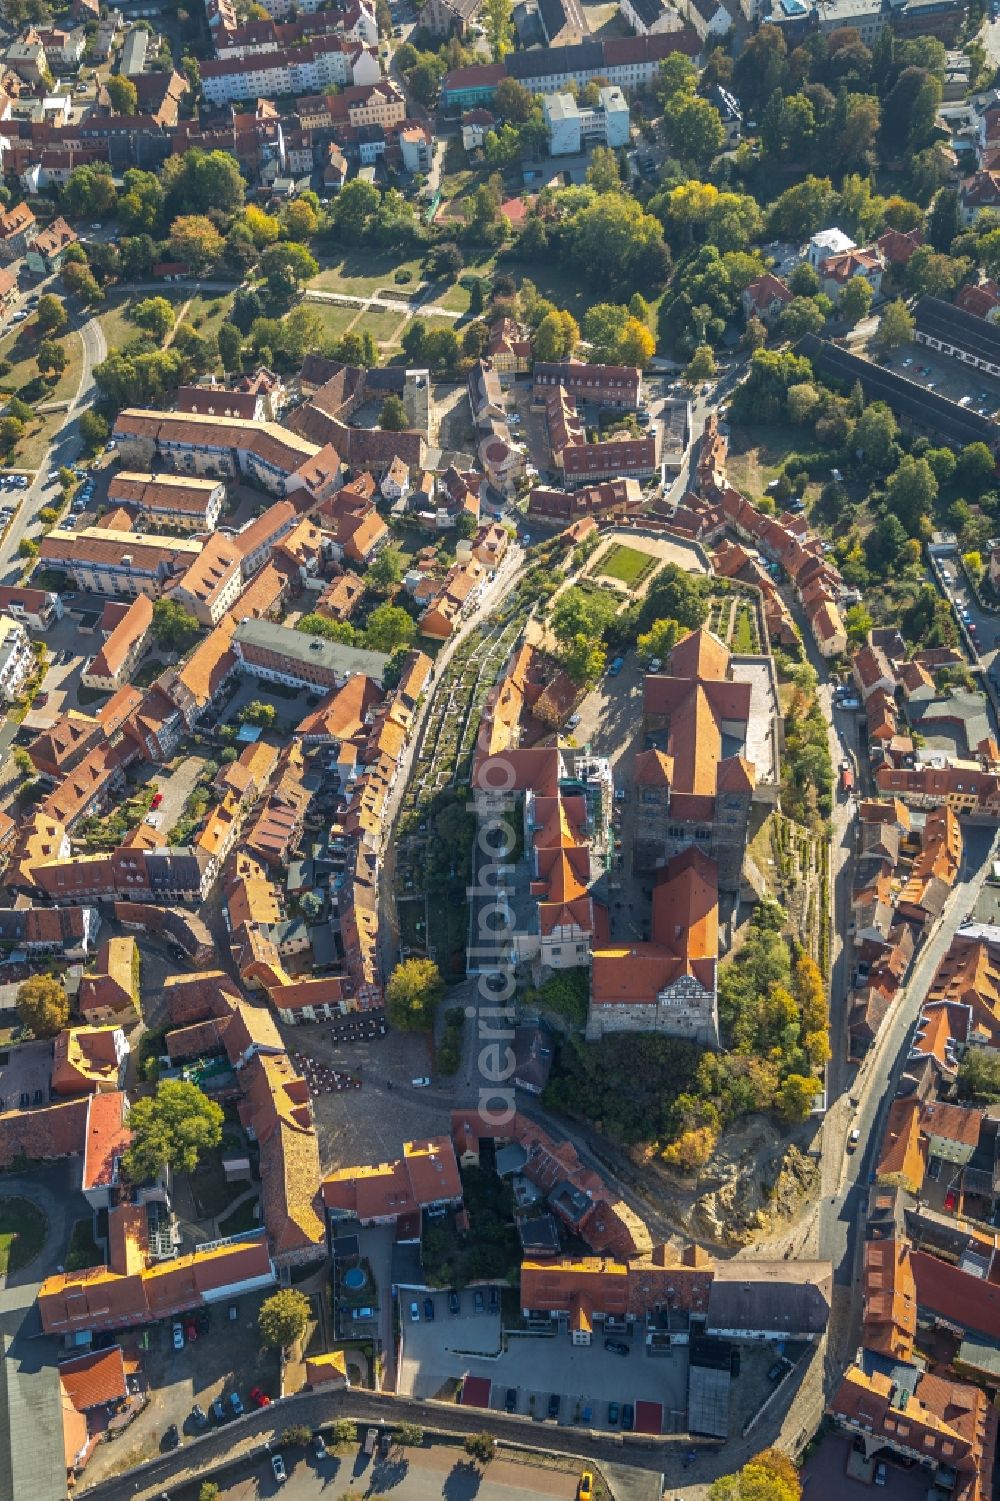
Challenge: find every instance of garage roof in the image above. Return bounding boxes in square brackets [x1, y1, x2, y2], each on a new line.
[460, 1375, 492, 1408]
[633, 1399, 663, 1435]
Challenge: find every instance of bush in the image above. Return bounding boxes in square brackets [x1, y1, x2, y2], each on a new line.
[279, 1424, 313, 1447]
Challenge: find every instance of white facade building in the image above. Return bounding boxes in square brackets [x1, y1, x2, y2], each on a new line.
[200, 38, 380, 106]
[806, 227, 856, 268]
[0, 614, 34, 701]
[543, 84, 630, 156]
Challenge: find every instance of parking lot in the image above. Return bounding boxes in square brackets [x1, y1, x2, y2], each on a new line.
[82, 1291, 282, 1486]
[398, 1298, 688, 1433]
[885, 345, 1000, 417]
[802, 1433, 930, 1499]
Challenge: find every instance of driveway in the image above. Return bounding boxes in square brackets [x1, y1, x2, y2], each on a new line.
[139, 752, 210, 836]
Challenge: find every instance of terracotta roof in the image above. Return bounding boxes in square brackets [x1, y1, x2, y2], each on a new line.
[863, 1238, 916, 1360]
[52, 1026, 123, 1096]
[0, 1095, 88, 1170]
[877, 1097, 926, 1192]
[322, 1134, 462, 1220]
[58, 1346, 127, 1411]
[108, 471, 221, 518]
[87, 594, 153, 683]
[922, 1099, 982, 1147]
[172, 531, 242, 609]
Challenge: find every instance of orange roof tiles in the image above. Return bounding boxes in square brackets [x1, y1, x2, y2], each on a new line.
[877, 1097, 926, 1193]
[51, 1027, 124, 1096]
[322, 1134, 462, 1221]
[58, 1345, 128, 1411]
[863, 1239, 916, 1360]
[81, 1090, 130, 1192]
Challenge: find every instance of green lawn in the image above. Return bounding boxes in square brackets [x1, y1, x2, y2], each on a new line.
[0, 1196, 47, 1275]
[361, 308, 410, 345]
[98, 289, 189, 354]
[218, 1197, 261, 1236]
[311, 248, 427, 298]
[65, 1216, 103, 1273]
[0, 322, 83, 470]
[597, 544, 658, 586]
[185, 289, 234, 346]
[310, 301, 361, 345]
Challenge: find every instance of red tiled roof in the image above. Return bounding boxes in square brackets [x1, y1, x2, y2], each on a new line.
[58, 1346, 127, 1410]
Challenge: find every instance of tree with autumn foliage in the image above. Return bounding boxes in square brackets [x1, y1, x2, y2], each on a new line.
[710, 1447, 802, 1501]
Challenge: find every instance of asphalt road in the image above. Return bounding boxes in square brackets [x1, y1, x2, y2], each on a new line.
[0, 302, 106, 585]
[819, 822, 998, 1370]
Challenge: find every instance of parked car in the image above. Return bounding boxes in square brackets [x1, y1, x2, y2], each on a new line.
[604, 1340, 630, 1356]
[409, 1301, 420, 1321]
[566, 713, 581, 729]
[210, 1398, 226, 1424]
[196, 1308, 209, 1334]
[607, 1402, 620, 1425]
[622, 1404, 635, 1432]
[171, 1323, 184, 1350]
[229, 1391, 244, 1417]
[249, 1386, 271, 1407]
[150, 792, 163, 809]
[448, 1291, 460, 1314]
[607, 656, 624, 676]
[191, 1403, 208, 1429]
[314, 1434, 327, 1459]
[164, 1423, 179, 1449]
[648, 657, 662, 671]
[489, 1287, 499, 1314]
[184, 1317, 197, 1342]
[578, 1473, 593, 1501]
[767, 1358, 791, 1382]
[423, 1297, 435, 1321]
[874, 1460, 887, 1487]
[228, 1302, 239, 1320]
[473, 1290, 485, 1313]
[505, 1388, 517, 1413]
[547, 1394, 560, 1420]
[271, 1454, 286, 1485]
[411, 1076, 431, 1088]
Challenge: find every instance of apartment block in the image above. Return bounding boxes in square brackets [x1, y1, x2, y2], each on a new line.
[39, 528, 204, 599]
[0, 614, 34, 701]
[106, 472, 225, 533]
[233, 618, 390, 691]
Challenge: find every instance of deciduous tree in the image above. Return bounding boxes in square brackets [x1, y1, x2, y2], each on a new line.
[168, 215, 223, 274]
[105, 73, 138, 114]
[386, 957, 444, 1030]
[35, 294, 67, 335]
[258, 1288, 310, 1350]
[16, 974, 69, 1037]
[152, 597, 200, 650]
[131, 296, 176, 340]
[877, 298, 914, 347]
[123, 1079, 224, 1181]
